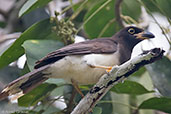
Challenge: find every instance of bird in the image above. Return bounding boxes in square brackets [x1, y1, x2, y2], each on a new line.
[0, 26, 155, 100]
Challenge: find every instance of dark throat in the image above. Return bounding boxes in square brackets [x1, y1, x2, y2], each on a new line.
[111, 35, 139, 64]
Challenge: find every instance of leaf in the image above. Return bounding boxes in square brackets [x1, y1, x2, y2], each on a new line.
[0, 19, 57, 69]
[84, 0, 118, 38]
[97, 92, 113, 114]
[11, 110, 37, 114]
[46, 78, 66, 97]
[0, 66, 21, 84]
[122, 0, 141, 20]
[141, 0, 158, 12]
[111, 80, 154, 95]
[110, 92, 130, 114]
[92, 107, 102, 114]
[155, 0, 171, 18]
[131, 67, 146, 77]
[146, 57, 171, 97]
[18, 83, 57, 107]
[142, 0, 171, 18]
[45, 78, 66, 85]
[22, 40, 63, 70]
[84, 0, 141, 38]
[19, 0, 52, 17]
[139, 97, 171, 113]
[33, 104, 61, 114]
[71, 0, 102, 23]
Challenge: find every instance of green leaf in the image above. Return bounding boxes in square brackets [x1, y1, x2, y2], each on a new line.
[131, 67, 146, 77]
[111, 80, 154, 95]
[84, 0, 119, 38]
[22, 40, 63, 70]
[18, 83, 57, 107]
[0, 19, 57, 69]
[146, 57, 171, 97]
[142, 0, 171, 18]
[155, 0, 171, 18]
[0, 66, 21, 84]
[33, 104, 61, 114]
[122, 0, 141, 20]
[45, 78, 66, 85]
[84, 0, 141, 38]
[139, 97, 171, 113]
[92, 107, 102, 114]
[19, 0, 52, 17]
[97, 93, 113, 114]
[141, 0, 158, 12]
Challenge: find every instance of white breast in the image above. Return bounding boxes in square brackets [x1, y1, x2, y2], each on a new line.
[43, 51, 120, 85]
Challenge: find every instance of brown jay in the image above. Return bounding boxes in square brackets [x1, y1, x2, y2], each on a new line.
[0, 26, 154, 99]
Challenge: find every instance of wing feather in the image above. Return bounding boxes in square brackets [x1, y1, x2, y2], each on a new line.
[34, 38, 118, 69]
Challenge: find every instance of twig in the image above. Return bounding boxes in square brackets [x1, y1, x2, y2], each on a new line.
[115, 0, 124, 28]
[66, 88, 77, 114]
[0, 8, 8, 19]
[4, 0, 26, 33]
[71, 48, 165, 114]
[69, 0, 89, 21]
[121, 15, 139, 26]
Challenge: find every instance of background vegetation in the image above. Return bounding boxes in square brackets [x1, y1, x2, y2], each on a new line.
[0, 0, 170, 114]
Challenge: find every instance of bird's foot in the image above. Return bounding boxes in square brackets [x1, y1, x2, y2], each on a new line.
[88, 64, 112, 73]
[105, 67, 112, 73]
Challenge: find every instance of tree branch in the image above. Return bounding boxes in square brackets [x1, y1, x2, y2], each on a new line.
[115, 0, 124, 28]
[0, 8, 8, 19]
[4, 0, 26, 33]
[71, 48, 165, 114]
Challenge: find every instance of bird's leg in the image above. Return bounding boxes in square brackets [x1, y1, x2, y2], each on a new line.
[88, 64, 112, 73]
[71, 79, 84, 98]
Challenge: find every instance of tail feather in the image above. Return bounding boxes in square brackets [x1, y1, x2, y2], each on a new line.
[0, 65, 50, 100]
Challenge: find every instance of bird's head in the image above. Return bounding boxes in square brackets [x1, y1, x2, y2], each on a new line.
[115, 26, 155, 48]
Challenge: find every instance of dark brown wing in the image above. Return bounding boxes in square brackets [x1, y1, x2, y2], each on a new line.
[34, 38, 118, 69]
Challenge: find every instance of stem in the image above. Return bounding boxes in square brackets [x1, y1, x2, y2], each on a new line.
[60, 4, 73, 15]
[121, 15, 139, 26]
[115, 0, 124, 27]
[68, 0, 89, 21]
[66, 87, 77, 114]
[129, 95, 139, 114]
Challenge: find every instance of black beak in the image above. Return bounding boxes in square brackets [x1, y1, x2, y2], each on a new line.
[135, 31, 155, 40]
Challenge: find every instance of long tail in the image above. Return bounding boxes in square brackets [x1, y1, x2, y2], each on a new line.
[0, 65, 50, 100]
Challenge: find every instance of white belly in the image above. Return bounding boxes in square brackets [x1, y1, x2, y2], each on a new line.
[43, 52, 120, 85]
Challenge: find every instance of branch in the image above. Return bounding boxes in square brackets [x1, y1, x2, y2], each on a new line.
[4, 0, 26, 33]
[0, 8, 8, 19]
[115, 0, 124, 27]
[71, 48, 165, 114]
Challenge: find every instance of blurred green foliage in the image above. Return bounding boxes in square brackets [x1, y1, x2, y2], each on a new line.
[0, 0, 170, 114]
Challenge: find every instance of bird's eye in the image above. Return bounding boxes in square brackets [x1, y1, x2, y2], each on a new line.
[128, 28, 135, 34]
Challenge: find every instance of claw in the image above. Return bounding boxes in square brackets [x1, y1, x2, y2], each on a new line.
[106, 67, 112, 73]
